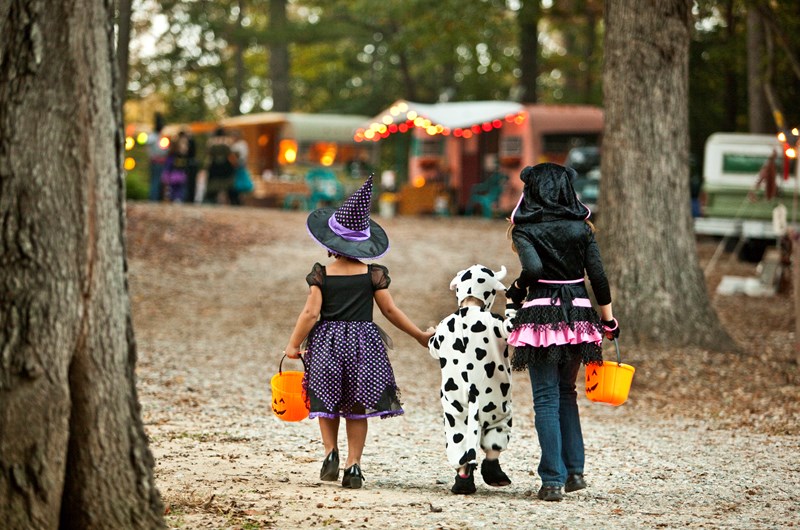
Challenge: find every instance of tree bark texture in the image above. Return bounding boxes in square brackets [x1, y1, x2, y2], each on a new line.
[601, 0, 736, 350]
[0, 1, 164, 528]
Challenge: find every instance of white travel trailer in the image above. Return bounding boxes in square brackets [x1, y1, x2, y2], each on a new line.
[694, 132, 797, 241]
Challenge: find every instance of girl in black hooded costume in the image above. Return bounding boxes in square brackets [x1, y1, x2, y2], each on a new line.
[504, 163, 619, 502]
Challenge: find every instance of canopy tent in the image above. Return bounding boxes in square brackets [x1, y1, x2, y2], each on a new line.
[222, 112, 368, 143]
[355, 100, 526, 141]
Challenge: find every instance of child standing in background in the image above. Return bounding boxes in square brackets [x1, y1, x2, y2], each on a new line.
[161, 132, 191, 203]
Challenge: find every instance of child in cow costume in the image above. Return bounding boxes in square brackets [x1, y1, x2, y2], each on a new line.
[428, 264, 521, 494]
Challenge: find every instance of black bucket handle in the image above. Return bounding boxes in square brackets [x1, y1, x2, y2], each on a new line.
[279, 353, 307, 375]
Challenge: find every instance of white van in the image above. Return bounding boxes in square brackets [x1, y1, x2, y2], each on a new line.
[694, 132, 796, 240]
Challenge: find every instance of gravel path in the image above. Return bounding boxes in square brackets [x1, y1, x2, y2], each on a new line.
[129, 204, 800, 529]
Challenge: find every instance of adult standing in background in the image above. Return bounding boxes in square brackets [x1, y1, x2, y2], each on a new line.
[182, 128, 199, 204]
[229, 129, 252, 206]
[147, 112, 169, 202]
[198, 127, 236, 204]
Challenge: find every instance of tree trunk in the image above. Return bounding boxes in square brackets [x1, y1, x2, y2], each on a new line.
[601, 0, 736, 350]
[269, 0, 291, 112]
[747, 8, 772, 133]
[517, 0, 539, 103]
[0, 1, 164, 528]
[723, 0, 738, 131]
[232, 0, 246, 116]
[397, 47, 419, 102]
[583, 7, 598, 103]
[116, 0, 132, 109]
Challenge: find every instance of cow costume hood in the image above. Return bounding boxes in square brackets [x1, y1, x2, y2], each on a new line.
[450, 264, 508, 309]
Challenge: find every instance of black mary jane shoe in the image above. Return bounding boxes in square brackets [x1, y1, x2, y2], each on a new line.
[565, 473, 587, 493]
[342, 463, 364, 489]
[320, 449, 340, 481]
[537, 485, 564, 502]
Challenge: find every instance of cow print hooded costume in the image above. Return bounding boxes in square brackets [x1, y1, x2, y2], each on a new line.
[428, 264, 520, 493]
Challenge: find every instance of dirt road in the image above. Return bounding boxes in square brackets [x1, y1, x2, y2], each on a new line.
[127, 203, 799, 529]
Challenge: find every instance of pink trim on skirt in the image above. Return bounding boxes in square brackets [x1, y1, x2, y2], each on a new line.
[508, 323, 603, 348]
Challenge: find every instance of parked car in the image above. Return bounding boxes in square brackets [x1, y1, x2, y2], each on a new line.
[565, 146, 601, 214]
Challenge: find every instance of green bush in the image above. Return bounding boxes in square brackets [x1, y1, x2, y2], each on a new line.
[126, 170, 149, 200]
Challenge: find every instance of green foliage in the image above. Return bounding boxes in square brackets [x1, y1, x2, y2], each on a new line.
[538, 0, 604, 105]
[689, 0, 800, 166]
[125, 0, 800, 173]
[125, 169, 150, 201]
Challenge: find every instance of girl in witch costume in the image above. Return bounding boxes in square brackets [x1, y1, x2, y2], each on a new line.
[505, 163, 619, 502]
[283, 175, 433, 489]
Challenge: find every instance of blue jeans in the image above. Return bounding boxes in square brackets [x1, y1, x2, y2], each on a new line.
[149, 162, 164, 202]
[528, 358, 584, 487]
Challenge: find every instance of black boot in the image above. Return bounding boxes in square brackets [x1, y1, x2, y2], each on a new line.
[451, 464, 477, 495]
[480, 459, 511, 487]
[565, 473, 587, 493]
[537, 485, 564, 502]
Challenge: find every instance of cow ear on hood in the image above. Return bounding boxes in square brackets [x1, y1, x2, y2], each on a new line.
[493, 266, 508, 292]
[450, 269, 466, 291]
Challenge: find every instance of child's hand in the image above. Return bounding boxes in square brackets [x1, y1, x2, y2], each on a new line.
[505, 279, 527, 306]
[284, 345, 302, 359]
[601, 318, 620, 340]
[418, 329, 435, 348]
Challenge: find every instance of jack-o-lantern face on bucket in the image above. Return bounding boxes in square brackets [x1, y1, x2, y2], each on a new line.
[585, 366, 600, 395]
[272, 397, 287, 416]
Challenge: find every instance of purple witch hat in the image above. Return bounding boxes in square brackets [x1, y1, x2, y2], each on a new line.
[306, 175, 389, 259]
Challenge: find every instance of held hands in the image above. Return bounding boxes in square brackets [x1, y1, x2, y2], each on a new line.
[601, 318, 620, 340]
[505, 279, 527, 306]
[418, 328, 435, 348]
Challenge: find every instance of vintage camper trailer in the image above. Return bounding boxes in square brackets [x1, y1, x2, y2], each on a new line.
[356, 101, 603, 216]
[154, 112, 376, 206]
[694, 132, 797, 239]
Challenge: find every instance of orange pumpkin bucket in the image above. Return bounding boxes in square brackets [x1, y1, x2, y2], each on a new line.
[585, 338, 635, 406]
[270, 355, 310, 421]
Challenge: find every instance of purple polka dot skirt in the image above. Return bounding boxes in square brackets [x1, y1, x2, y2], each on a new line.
[303, 321, 403, 420]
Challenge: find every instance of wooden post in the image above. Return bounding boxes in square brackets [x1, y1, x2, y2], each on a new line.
[795, 148, 800, 365]
[795, 234, 800, 365]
